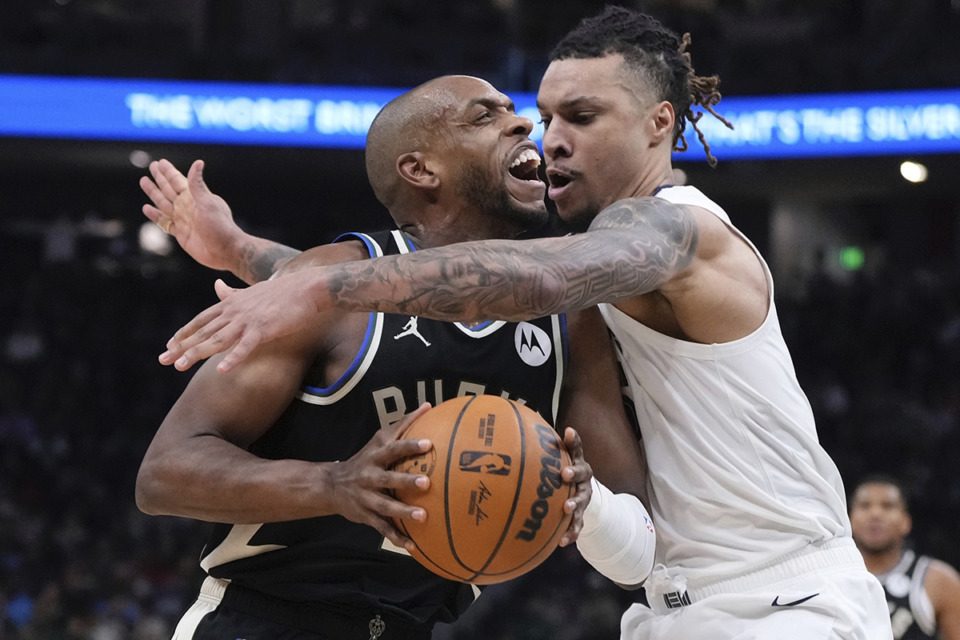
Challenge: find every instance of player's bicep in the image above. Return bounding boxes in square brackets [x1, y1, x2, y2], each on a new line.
[557, 307, 646, 499]
[151, 330, 321, 452]
[273, 240, 370, 278]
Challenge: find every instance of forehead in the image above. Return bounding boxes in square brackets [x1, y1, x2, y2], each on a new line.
[537, 54, 640, 108]
[431, 76, 511, 115]
[853, 483, 904, 506]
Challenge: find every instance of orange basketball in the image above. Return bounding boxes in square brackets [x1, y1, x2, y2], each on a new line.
[391, 395, 573, 585]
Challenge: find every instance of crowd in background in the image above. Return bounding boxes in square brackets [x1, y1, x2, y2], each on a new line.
[1, 0, 958, 95]
[1, 202, 959, 639]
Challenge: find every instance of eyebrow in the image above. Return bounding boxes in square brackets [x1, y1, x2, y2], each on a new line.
[467, 97, 516, 113]
[536, 96, 599, 111]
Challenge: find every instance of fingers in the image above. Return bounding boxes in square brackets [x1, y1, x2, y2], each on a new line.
[386, 403, 432, 439]
[559, 426, 592, 547]
[188, 159, 208, 196]
[213, 278, 236, 301]
[153, 159, 189, 201]
[214, 331, 263, 374]
[159, 307, 228, 367]
[377, 519, 416, 552]
[158, 281, 242, 370]
[561, 427, 589, 484]
[140, 175, 171, 215]
[141, 203, 163, 225]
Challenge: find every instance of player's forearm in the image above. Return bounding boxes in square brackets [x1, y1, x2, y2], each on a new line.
[135, 436, 335, 523]
[303, 226, 686, 321]
[231, 234, 301, 285]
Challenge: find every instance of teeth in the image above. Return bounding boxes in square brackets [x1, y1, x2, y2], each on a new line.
[510, 149, 541, 169]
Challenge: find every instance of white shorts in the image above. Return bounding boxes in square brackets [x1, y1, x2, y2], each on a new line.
[621, 538, 892, 640]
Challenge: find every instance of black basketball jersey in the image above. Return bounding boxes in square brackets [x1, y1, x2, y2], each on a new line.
[198, 229, 569, 627]
[879, 549, 937, 640]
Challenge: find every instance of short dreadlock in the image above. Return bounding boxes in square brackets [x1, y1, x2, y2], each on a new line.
[550, 5, 733, 167]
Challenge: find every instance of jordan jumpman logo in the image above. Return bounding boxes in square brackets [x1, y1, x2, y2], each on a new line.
[394, 317, 431, 347]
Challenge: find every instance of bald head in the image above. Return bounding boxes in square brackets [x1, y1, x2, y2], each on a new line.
[365, 76, 485, 209]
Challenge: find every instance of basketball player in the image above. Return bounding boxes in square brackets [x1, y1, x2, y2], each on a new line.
[850, 476, 960, 640]
[137, 75, 655, 640]
[154, 7, 893, 638]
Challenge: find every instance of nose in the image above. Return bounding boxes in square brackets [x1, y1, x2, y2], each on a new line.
[506, 113, 533, 137]
[542, 123, 569, 160]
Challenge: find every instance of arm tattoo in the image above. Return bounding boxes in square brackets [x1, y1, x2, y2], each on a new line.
[239, 242, 300, 284]
[320, 196, 698, 321]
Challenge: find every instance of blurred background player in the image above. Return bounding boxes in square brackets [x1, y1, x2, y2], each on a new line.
[850, 476, 960, 640]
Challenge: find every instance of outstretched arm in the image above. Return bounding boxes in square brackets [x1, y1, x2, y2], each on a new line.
[161, 196, 697, 372]
[141, 159, 301, 284]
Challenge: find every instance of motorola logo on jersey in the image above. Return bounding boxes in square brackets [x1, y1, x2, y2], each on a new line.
[458, 451, 512, 476]
[514, 321, 551, 367]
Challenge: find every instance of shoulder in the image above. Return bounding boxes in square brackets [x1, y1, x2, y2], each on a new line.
[924, 558, 960, 609]
[590, 196, 697, 241]
[588, 196, 735, 257]
[276, 238, 372, 277]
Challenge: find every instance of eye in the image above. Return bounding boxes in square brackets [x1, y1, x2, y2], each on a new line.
[539, 117, 551, 130]
[573, 112, 596, 124]
[475, 111, 492, 123]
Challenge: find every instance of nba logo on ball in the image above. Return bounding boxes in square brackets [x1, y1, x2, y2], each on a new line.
[391, 395, 572, 584]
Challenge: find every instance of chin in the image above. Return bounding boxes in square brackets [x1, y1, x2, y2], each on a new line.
[555, 204, 597, 234]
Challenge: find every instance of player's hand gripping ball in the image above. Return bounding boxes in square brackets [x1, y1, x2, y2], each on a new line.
[391, 395, 573, 584]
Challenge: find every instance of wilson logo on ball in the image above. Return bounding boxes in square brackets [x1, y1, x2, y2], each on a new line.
[515, 422, 564, 542]
[458, 451, 512, 475]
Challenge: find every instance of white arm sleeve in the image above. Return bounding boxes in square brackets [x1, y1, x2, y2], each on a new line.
[575, 477, 656, 588]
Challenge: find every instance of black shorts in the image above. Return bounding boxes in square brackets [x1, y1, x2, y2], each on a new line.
[180, 577, 432, 640]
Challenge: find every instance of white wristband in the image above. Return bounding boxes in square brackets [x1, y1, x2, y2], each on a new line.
[576, 477, 656, 587]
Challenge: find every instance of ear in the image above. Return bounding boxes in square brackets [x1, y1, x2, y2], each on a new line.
[397, 151, 441, 191]
[901, 512, 913, 538]
[649, 100, 675, 146]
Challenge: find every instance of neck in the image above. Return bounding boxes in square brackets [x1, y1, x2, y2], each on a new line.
[399, 205, 520, 250]
[635, 165, 678, 199]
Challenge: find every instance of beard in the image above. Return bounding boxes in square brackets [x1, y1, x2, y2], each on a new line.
[456, 164, 547, 237]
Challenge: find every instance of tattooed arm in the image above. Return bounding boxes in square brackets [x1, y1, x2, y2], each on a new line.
[141, 159, 301, 284]
[161, 195, 768, 372]
[301, 196, 697, 321]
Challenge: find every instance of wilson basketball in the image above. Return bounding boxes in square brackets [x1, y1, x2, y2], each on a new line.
[391, 395, 573, 585]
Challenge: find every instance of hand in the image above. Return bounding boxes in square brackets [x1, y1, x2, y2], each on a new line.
[325, 404, 433, 550]
[160, 273, 322, 372]
[558, 427, 594, 547]
[140, 159, 243, 272]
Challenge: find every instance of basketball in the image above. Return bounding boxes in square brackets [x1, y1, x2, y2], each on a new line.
[391, 395, 573, 585]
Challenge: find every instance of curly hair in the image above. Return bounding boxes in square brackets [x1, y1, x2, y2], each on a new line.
[549, 5, 733, 167]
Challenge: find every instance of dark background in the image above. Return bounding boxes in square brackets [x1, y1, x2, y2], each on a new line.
[2, 1, 960, 638]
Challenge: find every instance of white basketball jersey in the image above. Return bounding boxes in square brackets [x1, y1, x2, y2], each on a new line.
[599, 186, 851, 584]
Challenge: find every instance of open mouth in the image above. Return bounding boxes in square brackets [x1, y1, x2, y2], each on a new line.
[548, 174, 571, 189]
[508, 148, 542, 182]
[545, 167, 575, 201]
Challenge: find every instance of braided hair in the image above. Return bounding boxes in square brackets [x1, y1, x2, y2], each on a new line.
[550, 5, 733, 167]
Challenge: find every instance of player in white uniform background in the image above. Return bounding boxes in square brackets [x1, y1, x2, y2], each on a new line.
[156, 6, 892, 639]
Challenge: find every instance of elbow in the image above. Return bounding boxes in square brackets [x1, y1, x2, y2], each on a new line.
[135, 462, 168, 516]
